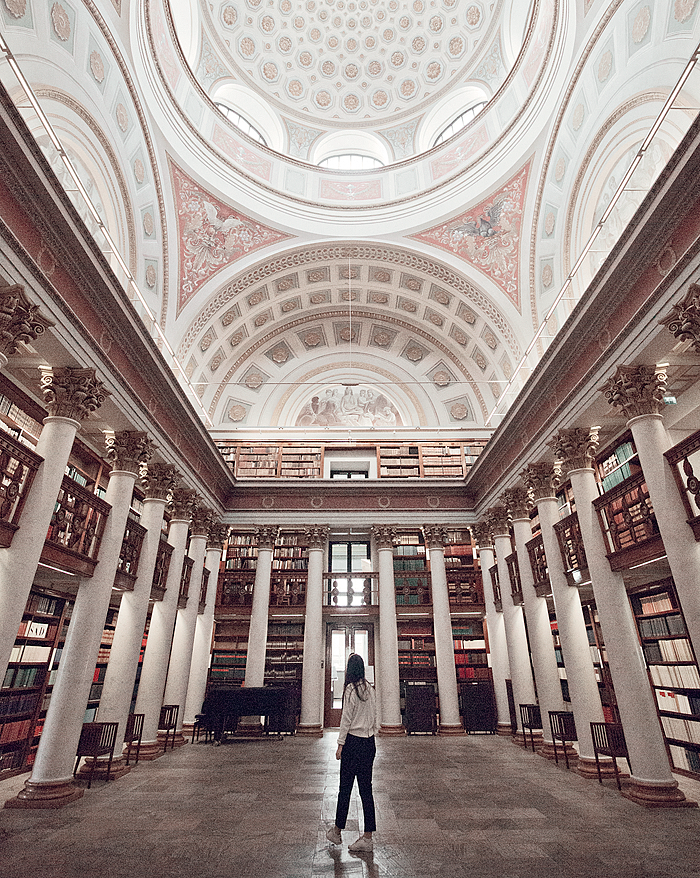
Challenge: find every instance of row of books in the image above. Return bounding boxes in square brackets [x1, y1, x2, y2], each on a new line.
[421, 446, 462, 457]
[225, 559, 258, 570]
[0, 718, 32, 744]
[88, 683, 103, 702]
[96, 648, 111, 663]
[100, 629, 115, 644]
[272, 559, 308, 570]
[92, 666, 106, 683]
[0, 748, 25, 770]
[3, 666, 42, 688]
[643, 638, 694, 663]
[394, 545, 423, 556]
[379, 447, 419, 456]
[269, 623, 304, 636]
[456, 666, 492, 680]
[453, 639, 486, 650]
[281, 447, 321, 455]
[25, 594, 62, 617]
[423, 466, 463, 476]
[0, 692, 39, 718]
[669, 744, 700, 773]
[399, 654, 435, 666]
[229, 534, 256, 545]
[8, 644, 52, 663]
[380, 467, 420, 476]
[397, 639, 433, 650]
[638, 592, 674, 614]
[397, 535, 421, 545]
[279, 467, 321, 476]
[454, 652, 488, 665]
[649, 663, 700, 689]
[656, 689, 700, 716]
[16, 620, 57, 640]
[211, 653, 247, 666]
[393, 559, 426, 571]
[660, 714, 700, 745]
[638, 614, 686, 638]
[210, 667, 245, 680]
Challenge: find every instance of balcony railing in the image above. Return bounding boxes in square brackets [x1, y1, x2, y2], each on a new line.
[447, 569, 483, 606]
[151, 534, 173, 601]
[0, 430, 42, 547]
[665, 428, 700, 540]
[324, 572, 379, 607]
[42, 474, 111, 576]
[505, 552, 523, 605]
[553, 511, 589, 586]
[114, 515, 146, 592]
[218, 569, 254, 608]
[489, 563, 502, 612]
[178, 556, 194, 608]
[198, 567, 210, 614]
[593, 471, 663, 570]
[393, 570, 431, 606]
[526, 534, 550, 597]
[270, 572, 306, 607]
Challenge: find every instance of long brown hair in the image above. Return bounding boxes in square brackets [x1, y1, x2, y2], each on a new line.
[344, 653, 369, 702]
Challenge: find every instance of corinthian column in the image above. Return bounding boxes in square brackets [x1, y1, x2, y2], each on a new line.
[0, 284, 53, 371]
[490, 505, 536, 745]
[245, 526, 279, 687]
[135, 485, 195, 758]
[372, 525, 404, 734]
[298, 525, 328, 736]
[164, 500, 212, 745]
[473, 522, 511, 735]
[602, 364, 700, 666]
[551, 427, 692, 807]
[504, 484, 563, 756]
[0, 368, 107, 749]
[183, 520, 227, 735]
[7, 429, 149, 809]
[524, 461, 607, 776]
[423, 525, 463, 734]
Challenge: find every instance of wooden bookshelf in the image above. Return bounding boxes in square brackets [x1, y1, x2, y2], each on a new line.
[397, 620, 437, 681]
[265, 621, 305, 682]
[550, 619, 570, 702]
[1, 591, 68, 776]
[419, 443, 464, 478]
[236, 445, 280, 478]
[394, 531, 431, 606]
[279, 446, 323, 478]
[378, 444, 420, 478]
[452, 621, 489, 682]
[85, 606, 118, 721]
[210, 620, 249, 684]
[581, 602, 617, 722]
[596, 434, 641, 493]
[444, 531, 482, 606]
[631, 582, 700, 778]
[271, 533, 309, 607]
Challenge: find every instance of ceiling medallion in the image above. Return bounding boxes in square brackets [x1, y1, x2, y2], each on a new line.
[433, 370, 451, 387]
[228, 404, 247, 422]
[272, 346, 289, 363]
[373, 331, 392, 346]
[406, 345, 424, 361]
[450, 402, 468, 420]
[245, 372, 264, 388]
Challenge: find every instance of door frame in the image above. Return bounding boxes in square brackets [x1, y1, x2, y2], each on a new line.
[324, 620, 375, 728]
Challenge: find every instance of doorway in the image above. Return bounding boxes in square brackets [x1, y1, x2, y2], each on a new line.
[324, 623, 374, 727]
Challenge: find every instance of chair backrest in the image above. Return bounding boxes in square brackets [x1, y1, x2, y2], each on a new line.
[519, 703, 542, 729]
[549, 710, 577, 741]
[590, 721, 627, 756]
[124, 712, 144, 742]
[159, 704, 179, 729]
[77, 722, 103, 755]
[99, 721, 119, 751]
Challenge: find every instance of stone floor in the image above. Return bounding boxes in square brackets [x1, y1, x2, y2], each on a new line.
[1, 732, 700, 878]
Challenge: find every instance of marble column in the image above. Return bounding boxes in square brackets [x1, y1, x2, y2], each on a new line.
[244, 526, 279, 687]
[298, 525, 328, 736]
[372, 525, 404, 735]
[135, 485, 195, 759]
[602, 364, 700, 664]
[525, 461, 609, 777]
[0, 284, 53, 372]
[163, 501, 211, 745]
[183, 520, 227, 736]
[552, 427, 693, 807]
[473, 522, 512, 736]
[6, 430, 149, 809]
[423, 525, 463, 734]
[0, 368, 107, 689]
[505, 485, 564, 757]
[490, 505, 537, 745]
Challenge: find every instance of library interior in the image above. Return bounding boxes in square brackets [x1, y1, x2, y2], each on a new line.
[2, 0, 700, 872]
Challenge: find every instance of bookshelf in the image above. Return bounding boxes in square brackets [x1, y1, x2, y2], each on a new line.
[236, 445, 280, 478]
[378, 444, 420, 478]
[631, 583, 700, 777]
[394, 531, 430, 605]
[452, 621, 490, 681]
[225, 533, 258, 572]
[581, 602, 617, 722]
[1, 591, 67, 776]
[444, 531, 482, 606]
[420, 443, 464, 478]
[397, 619, 437, 681]
[596, 435, 640, 493]
[551, 619, 570, 702]
[264, 621, 305, 682]
[210, 619, 249, 684]
[271, 533, 309, 607]
[86, 606, 118, 721]
[279, 446, 323, 478]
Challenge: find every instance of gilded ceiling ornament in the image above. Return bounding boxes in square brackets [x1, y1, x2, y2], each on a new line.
[310, 292, 328, 304]
[134, 159, 145, 184]
[572, 103, 584, 130]
[230, 332, 244, 346]
[598, 50, 612, 82]
[544, 212, 556, 235]
[143, 212, 154, 236]
[466, 5, 481, 25]
[372, 331, 391, 346]
[281, 299, 299, 311]
[542, 264, 553, 288]
[271, 346, 289, 363]
[632, 6, 650, 43]
[452, 329, 468, 346]
[254, 313, 269, 326]
[222, 5, 237, 26]
[406, 345, 424, 361]
[555, 157, 566, 182]
[4, 0, 26, 17]
[304, 331, 323, 346]
[116, 103, 129, 132]
[428, 313, 443, 326]
[244, 372, 264, 389]
[675, 0, 698, 22]
[433, 370, 451, 387]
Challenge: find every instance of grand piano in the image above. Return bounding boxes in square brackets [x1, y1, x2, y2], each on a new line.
[201, 684, 298, 742]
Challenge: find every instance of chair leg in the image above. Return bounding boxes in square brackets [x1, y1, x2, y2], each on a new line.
[563, 741, 570, 771]
[595, 750, 602, 784]
[612, 756, 621, 791]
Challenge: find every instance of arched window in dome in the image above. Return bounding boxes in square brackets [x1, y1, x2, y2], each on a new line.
[215, 103, 267, 147]
[318, 154, 385, 171]
[433, 102, 488, 147]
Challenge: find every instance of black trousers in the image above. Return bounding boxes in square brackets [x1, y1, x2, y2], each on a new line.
[335, 734, 376, 832]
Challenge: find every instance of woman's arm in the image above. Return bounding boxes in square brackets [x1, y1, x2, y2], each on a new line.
[337, 685, 357, 749]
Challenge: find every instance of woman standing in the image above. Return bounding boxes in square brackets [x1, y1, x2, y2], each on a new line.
[326, 653, 378, 852]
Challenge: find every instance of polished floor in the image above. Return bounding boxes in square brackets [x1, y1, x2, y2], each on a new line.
[1, 732, 700, 878]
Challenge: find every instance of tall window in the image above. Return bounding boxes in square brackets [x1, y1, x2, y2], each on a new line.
[433, 101, 488, 147]
[215, 103, 267, 146]
[318, 154, 384, 170]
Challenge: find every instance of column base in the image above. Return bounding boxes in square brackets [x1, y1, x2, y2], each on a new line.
[76, 757, 131, 782]
[135, 740, 165, 761]
[621, 778, 697, 808]
[496, 723, 513, 737]
[438, 723, 465, 736]
[296, 724, 324, 737]
[5, 779, 84, 809]
[182, 722, 195, 741]
[379, 724, 406, 736]
[576, 756, 615, 779]
[157, 730, 186, 749]
[537, 739, 562, 760]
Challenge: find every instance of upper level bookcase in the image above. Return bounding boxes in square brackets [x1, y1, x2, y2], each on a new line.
[215, 440, 488, 479]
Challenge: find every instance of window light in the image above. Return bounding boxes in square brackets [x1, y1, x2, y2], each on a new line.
[215, 103, 267, 146]
[318, 154, 384, 171]
[433, 101, 488, 147]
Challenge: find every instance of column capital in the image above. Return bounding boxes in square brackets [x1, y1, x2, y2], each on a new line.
[190, 500, 213, 537]
[106, 431, 152, 474]
[39, 366, 109, 421]
[487, 505, 510, 537]
[502, 485, 530, 520]
[169, 486, 197, 521]
[304, 525, 329, 549]
[523, 461, 561, 503]
[659, 282, 700, 352]
[207, 521, 229, 551]
[255, 525, 279, 549]
[141, 462, 180, 501]
[371, 524, 397, 550]
[601, 363, 667, 420]
[0, 284, 53, 357]
[471, 521, 493, 550]
[549, 426, 600, 471]
[422, 524, 449, 550]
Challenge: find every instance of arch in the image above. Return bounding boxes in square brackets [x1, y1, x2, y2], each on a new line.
[211, 82, 285, 152]
[311, 131, 392, 168]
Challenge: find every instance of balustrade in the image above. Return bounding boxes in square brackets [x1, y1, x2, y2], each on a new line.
[592, 472, 662, 569]
[323, 572, 378, 606]
[42, 474, 111, 576]
[198, 567, 210, 614]
[0, 430, 42, 546]
[665, 428, 700, 540]
[178, 556, 194, 608]
[150, 534, 173, 601]
[114, 515, 146, 592]
[447, 568, 483, 606]
[505, 552, 523, 605]
[393, 570, 431, 606]
[219, 570, 254, 608]
[270, 572, 306, 607]
[526, 533, 550, 597]
[489, 563, 502, 611]
[553, 511, 589, 586]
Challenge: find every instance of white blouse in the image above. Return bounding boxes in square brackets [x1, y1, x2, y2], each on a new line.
[337, 681, 379, 745]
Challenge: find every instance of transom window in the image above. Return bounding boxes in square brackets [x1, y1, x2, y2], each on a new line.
[215, 103, 267, 146]
[433, 101, 488, 147]
[330, 469, 369, 479]
[318, 154, 384, 171]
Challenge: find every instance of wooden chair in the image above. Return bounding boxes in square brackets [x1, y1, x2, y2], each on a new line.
[159, 704, 179, 751]
[191, 712, 215, 744]
[74, 721, 119, 789]
[519, 703, 542, 752]
[549, 710, 577, 769]
[124, 712, 144, 765]
[590, 721, 631, 790]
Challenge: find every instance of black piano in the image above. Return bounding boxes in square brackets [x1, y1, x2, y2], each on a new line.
[201, 685, 298, 742]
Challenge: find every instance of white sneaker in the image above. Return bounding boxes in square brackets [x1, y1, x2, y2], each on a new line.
[348, 836, 373, 852]
[326, 826, 342, 845]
